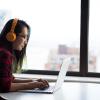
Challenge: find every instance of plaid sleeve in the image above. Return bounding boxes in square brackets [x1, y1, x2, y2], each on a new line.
[0, 50, 13, 93]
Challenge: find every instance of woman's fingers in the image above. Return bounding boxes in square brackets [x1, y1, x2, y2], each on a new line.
[37, 79, 49, 87]
[37, 82, 47, 89]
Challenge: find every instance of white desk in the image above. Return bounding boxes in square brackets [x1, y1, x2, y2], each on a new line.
[0, 82, 100, 100]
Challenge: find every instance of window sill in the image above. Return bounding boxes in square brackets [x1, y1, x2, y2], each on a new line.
[13, 73, 100, 84]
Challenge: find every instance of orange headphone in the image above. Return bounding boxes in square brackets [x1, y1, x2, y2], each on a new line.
[6, 18, 18, 42]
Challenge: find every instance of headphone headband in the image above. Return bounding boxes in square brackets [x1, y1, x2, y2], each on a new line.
[10, 18, 18, 33]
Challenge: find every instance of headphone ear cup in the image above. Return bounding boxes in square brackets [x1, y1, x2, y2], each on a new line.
[6, 32, 16, 42]
[6, 18, 18, 42]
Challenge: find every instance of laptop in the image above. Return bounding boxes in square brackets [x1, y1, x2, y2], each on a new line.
[19, 58, 70, 94]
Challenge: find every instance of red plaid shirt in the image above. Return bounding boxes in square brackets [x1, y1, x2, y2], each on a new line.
[0, 47, 14, 92]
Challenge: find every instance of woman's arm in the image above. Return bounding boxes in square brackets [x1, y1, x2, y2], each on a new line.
[10, 81, 49, 92]
[13, 78, 33, 83]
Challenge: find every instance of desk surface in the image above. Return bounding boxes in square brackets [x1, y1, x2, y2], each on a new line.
[0, 82, 100, 100]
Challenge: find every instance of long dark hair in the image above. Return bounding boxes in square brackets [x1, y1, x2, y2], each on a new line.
[0, 18, 30, 72]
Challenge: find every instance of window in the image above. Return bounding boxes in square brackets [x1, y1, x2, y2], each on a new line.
[25, 0, 81, 72]
[2, 0, 100, 77]
[89, 0, 100, 73]
[0, 0, 81, 72]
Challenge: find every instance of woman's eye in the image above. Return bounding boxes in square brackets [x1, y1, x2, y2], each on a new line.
[21, 36, 25, 38]
[19, 35, 26, 39]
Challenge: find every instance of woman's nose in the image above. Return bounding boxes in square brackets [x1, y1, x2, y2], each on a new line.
[24, 39, 27, 45]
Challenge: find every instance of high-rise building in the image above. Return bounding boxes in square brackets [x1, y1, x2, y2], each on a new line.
[58, 45, 67, 54]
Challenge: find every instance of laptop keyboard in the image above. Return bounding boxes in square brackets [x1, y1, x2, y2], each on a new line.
[39, 85, 54, 92]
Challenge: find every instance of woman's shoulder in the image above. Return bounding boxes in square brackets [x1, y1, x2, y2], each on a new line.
[0, 47, 12, 57]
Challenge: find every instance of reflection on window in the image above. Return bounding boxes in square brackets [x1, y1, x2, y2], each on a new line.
[0, 10, 11, 32]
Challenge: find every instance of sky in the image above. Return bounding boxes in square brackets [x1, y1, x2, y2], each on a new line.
[0, 0, 81, 48]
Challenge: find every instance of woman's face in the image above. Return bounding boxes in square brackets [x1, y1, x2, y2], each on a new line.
[13, 27, 28, 51]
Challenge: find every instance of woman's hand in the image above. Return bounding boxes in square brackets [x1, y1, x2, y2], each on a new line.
[34, 79, 49, 90]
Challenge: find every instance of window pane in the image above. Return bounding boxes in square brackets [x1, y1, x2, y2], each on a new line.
[89, 0, 100, 72]
[0, 0, 80, 71]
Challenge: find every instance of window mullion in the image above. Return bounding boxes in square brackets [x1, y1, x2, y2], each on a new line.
[80, 0, 89, 76]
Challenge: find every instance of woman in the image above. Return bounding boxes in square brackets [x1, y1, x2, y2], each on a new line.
[0, 18, 49, 92]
